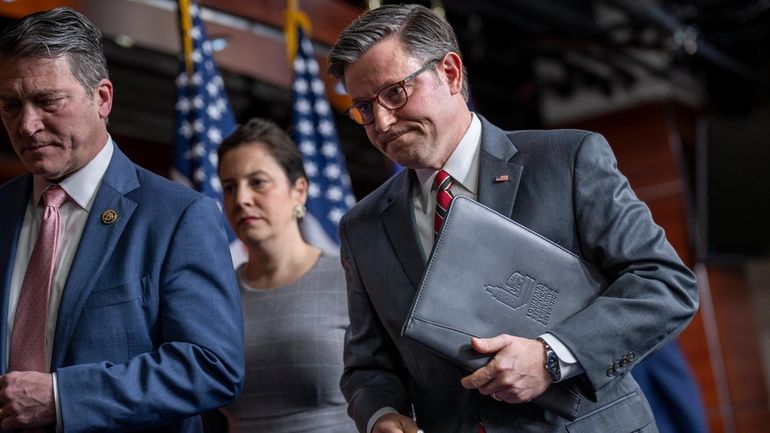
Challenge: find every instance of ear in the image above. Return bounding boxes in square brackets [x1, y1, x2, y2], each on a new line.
[95, 78, 113, 119]
[439, 52, 464, 96]
[291, 176, 309, 204]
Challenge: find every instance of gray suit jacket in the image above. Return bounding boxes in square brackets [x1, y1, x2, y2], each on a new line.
[338, 116, 698, 433]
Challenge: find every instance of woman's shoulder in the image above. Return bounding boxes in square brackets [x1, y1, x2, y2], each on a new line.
[307, 251, 345, 283]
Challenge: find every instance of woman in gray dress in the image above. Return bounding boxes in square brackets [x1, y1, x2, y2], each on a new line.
[216, 118, 357, 433]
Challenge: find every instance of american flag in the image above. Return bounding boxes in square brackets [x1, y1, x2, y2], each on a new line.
[172, 0, 245, 265]
[291, 27, 355, 250]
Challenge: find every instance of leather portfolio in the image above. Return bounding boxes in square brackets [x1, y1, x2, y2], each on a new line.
[401, 196, 607, 420]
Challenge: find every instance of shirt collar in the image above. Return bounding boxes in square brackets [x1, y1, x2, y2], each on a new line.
[415, 113, 482, 208]
[33, 136, 114, 211]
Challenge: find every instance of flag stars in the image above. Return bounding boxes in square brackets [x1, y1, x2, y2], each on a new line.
[300, 140, 316, 155]
[295, 98, 311, 114]
[176, 72, 188, 87]
[321, 142, 338, 158]
[202, 40, 212, 55]
[294, 57, 306, 73]
[328, 208, 345, 224]
[307, 59, 319, 75]
[323, 163, 341, 179]
[194, 167, 206, 183]
[210, 176, 221, 193]
[345, 194, 356, 207]
[206, 82, 219, 97]
[179, 121, 193, 139]
[311, 78, 325, 95]
[318, 120, 334, 136]
[290, 27, 356, 244]
[308, 182, 321, 198]
[207, 127, 223, 143]
[175, 3, 236, 209]
[193, 119, 205, 133]
[304, 161, 319, 177]
[207, 105, 220, 120]
[293, 78, 308, 93]
[301, 38, 313, 54]
[192, 143, 206, 158]
[314, 100, 329, 114]
[176, 97, 190, 113]
[326, 186, 343, 201]
[297, 119, 313, 135]
[190, 25, 202, 41]
[191, 49, 203, 64]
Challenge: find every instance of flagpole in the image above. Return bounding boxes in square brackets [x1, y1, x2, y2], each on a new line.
[177, 0, 193, 77]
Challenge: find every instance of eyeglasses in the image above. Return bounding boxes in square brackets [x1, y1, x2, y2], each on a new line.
[344, 58, 441, 126]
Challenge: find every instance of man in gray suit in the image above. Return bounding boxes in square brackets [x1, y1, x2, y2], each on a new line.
[328, 4, 698, 433]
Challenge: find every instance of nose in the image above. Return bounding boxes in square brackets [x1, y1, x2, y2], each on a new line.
[371, 103, 397, 133]
[18, 105, 44, 136]
[233, 183, 253, 208]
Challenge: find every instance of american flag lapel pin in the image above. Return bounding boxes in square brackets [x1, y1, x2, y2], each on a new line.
[494, 175, 510, 183]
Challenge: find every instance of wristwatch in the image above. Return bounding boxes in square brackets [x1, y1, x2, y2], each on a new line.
[537, 337, 561, 382]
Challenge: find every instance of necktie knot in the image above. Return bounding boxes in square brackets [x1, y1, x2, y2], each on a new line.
[433, 169, 453, 193]
[433, 169, 455, 238]
[42, 185, 68, 209]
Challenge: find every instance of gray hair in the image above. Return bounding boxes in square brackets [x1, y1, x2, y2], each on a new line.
[0, 7, 109, 96]
[328, 3, 469, 100]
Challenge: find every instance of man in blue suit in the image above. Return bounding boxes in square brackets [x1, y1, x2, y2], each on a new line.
[0, 7, 244, 432]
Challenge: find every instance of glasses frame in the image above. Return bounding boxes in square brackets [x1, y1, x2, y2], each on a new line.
[344, 58, 441, 126]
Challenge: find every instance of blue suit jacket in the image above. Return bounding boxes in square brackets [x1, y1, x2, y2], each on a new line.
[0, 146, 245, 433]
[339, 116, 698, 432]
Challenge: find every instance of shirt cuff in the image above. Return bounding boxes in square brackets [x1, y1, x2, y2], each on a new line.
[539, 333, 584, 381]
[52, 372, 62, 432]
[367, 407, 399, 433]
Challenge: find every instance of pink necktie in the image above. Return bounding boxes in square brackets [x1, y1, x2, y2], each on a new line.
[9, 185, 68, 373]
[433, 169, 455, 238]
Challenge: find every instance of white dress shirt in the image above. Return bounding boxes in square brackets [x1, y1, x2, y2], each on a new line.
[6, 137, 114, 429]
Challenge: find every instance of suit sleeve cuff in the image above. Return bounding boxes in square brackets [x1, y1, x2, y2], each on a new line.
[367, 407, 399, 433]
[539, 333, 584, 381]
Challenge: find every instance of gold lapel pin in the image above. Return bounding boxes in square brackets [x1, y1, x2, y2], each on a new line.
[101, 209, 118, 225]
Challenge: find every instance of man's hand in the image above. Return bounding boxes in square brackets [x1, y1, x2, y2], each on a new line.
[373, 412, 422, 433]
[460, 334, 552, 403]
[0, 371, 55, 431]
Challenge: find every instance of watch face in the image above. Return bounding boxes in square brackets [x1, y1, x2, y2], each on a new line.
[546, 350, 561, 381]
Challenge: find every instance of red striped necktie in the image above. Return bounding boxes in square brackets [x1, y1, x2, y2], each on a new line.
[433, 169, 455, 238]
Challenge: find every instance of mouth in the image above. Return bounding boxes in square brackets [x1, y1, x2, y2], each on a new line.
[237, 215, 263, 226]
[22, 142, 55, 152]
[380, 130, 408, 149]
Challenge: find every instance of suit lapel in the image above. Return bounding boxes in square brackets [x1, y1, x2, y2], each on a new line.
[0, 176, 33, 373]
[51, 147, 139, 367]
[381, 171, 426, 289]
[476, 115, 523, 216]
